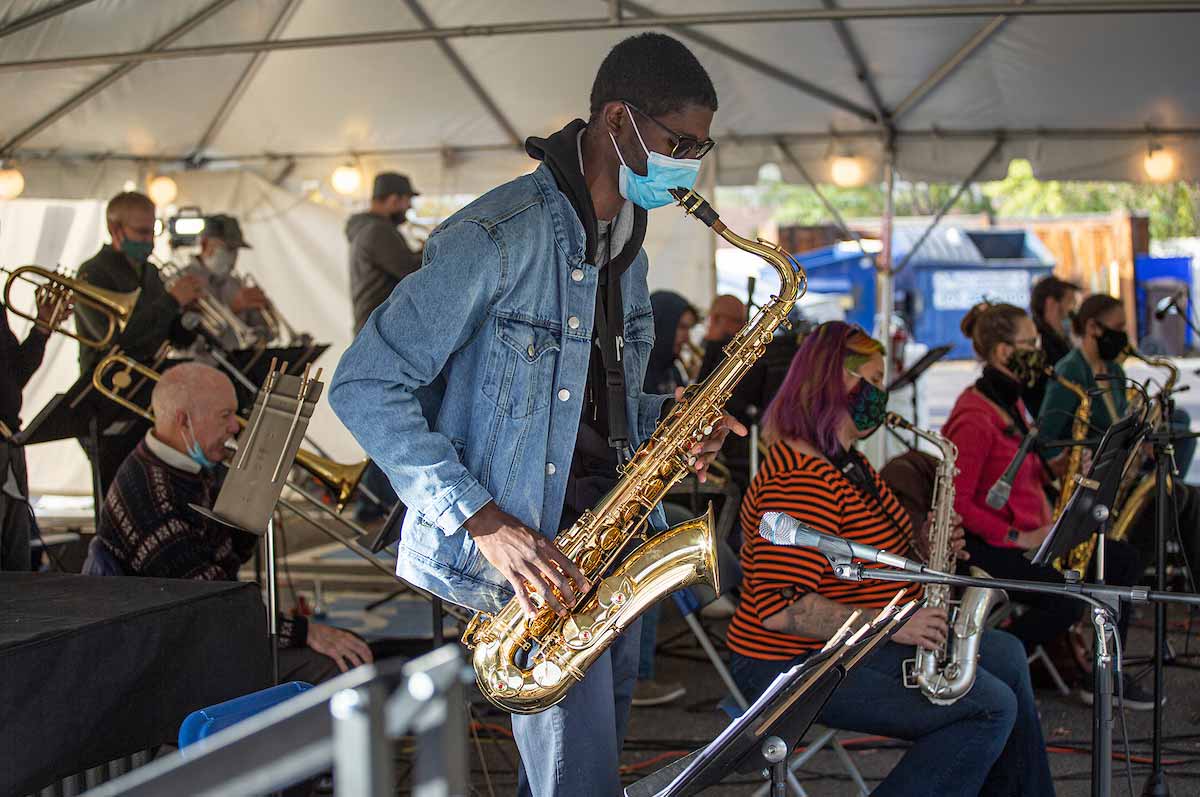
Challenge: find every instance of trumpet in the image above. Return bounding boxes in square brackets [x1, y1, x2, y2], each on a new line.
[91, 350, 368, 511]
[2, 265, 139, 349]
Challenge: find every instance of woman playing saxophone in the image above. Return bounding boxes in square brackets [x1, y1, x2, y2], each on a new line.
[727, 321, 1052, 797]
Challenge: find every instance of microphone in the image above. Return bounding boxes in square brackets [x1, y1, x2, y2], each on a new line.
[986, 424, 1040, 509]
[759, 511, 926, 574]
[1155, 295, 1178, 321]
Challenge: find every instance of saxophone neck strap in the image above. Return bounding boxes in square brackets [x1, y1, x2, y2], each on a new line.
[594, 264, 630, 463]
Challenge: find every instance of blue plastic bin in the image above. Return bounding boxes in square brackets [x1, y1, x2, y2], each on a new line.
[179, 681, 313, 752]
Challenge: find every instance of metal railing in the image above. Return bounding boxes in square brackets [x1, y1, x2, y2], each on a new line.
[82, 645, 470, 797]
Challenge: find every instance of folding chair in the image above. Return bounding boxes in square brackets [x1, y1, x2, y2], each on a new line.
[986, 600, 1072, 697]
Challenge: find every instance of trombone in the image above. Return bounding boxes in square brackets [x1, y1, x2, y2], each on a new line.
[92, 350, 373, 515]
[2, 265, 139, 349]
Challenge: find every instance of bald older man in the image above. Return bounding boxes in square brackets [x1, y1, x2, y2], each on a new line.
[86, 363, 372, 681]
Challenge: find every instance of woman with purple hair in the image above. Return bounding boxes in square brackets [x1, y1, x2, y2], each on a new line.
[726, 321, 1052, 797]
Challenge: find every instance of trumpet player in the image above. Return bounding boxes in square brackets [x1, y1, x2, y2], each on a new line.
[76, 192, 204, 491]
[181, 214, 272, 350]
[728, 322, 1053, 797]
[1, 285, 71, 570]
[331, 34, 733, 797]
[83, 362, 373, 680]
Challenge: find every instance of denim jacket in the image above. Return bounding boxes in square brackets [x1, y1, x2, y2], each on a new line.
[330, 163, 670, 613]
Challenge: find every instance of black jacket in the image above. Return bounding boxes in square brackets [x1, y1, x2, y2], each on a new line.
[346, 213, 422, 334]
[75, 245, 193, 376]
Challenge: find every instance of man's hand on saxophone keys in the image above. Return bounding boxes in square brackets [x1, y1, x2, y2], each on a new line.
[893, 607, 950, 651]
[465, 501, 591, 618]
[673, 387, 748, 483]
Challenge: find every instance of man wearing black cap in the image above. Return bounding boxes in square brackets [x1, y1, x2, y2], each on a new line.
[183, 214, 273, 350]
[345, 172, 421, 334]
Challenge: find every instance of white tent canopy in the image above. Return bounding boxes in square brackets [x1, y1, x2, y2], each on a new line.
[3, 0, 1200, 198]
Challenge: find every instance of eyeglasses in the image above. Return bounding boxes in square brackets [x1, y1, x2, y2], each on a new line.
[624, 101, 716, 160]
[1010, 335, 1042, 349]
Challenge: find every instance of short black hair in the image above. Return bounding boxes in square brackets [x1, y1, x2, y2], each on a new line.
[1030, 276, 1081, 321]
[589, 33, 718, 118]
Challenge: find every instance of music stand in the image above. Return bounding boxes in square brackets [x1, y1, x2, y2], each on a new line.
[1032, 410, 1146, 572]
[885, 345, 952, 449]
[191, 362, 325, 683]
[626, 598, 918, 797]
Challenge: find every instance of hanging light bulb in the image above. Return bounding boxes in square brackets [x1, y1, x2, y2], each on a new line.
[331, 163, 363, 196]
[1143, 145, 1178, 183]
[0, 166, 25, 200]
[830, 155, 866, 188]
[147, 174, 178, 206]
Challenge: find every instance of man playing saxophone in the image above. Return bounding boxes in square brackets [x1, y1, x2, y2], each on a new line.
[330, 34, 741, 797]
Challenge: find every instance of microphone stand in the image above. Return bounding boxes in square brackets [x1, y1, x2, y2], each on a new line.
[826, 555, 1200, 797]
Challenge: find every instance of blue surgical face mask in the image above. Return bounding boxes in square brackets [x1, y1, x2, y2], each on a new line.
[609, 103, 701, 210]
[120, 237, 154, 264]
[184, 414, 218, 471]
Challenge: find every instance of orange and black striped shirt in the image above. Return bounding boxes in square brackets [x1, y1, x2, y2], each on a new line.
[727, 442, 922, 661]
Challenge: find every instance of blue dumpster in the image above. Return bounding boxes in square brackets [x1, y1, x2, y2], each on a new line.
[893, 227, 1056, 359]
[793, 243, 878, 331]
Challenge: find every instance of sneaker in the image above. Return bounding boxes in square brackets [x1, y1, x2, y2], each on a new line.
[1079, 674, 1161, 711]
[632, 679, 687, 707]
[700, 595, 737, 620]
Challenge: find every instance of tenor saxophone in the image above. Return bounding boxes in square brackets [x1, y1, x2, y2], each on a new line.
[1110, 347, 1180, 542]
[887, 414, 1003, 705]
[462, 188, 805, 714]
[1045, 367, 1095, 574]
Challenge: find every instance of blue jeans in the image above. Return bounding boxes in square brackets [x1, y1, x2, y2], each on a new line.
[638, 603, 660, 680]
[513, 617, 642, 797]
[731, 630, 1052, 797]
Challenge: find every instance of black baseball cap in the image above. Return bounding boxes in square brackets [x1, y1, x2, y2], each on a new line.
[204, 214, 252, 249]
[372, 172, 419, 199]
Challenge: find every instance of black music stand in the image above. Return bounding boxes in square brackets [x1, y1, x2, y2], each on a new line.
[626, 599, 917, 797]
[1032, 410, 1147, 573]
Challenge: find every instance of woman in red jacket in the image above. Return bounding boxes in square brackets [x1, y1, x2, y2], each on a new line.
[943, 302, 1148, 707]
[944, 301, 1088, 652]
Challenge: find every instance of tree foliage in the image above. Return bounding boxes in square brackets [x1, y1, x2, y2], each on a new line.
[742, 159, 1198, 241]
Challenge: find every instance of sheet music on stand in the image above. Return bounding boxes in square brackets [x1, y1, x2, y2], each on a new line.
[627, 594, 919, 797]
[209, 362, 323, 535]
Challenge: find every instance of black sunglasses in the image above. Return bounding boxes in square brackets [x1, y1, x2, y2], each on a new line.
[624, 101, 716, 160]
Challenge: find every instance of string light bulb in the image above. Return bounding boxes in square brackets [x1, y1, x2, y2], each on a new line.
[1143, 146, 1178, 183]
[331, 163, 363, 196]
[147, 174, 178, 206]
[830, 155, 866, 188]
[0, 166, 25, 200]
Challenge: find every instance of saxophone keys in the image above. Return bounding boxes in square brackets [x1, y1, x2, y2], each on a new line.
[532, 659, 564, 688]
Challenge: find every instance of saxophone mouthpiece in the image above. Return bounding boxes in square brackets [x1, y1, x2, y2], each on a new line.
[671, 187, 721, 229]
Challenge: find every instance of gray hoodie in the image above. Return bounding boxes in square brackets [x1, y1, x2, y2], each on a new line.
[345, 212, 421, 333]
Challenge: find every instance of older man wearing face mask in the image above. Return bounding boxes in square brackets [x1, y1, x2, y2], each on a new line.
[85, 363, 373, 681]
[182, 214, 272, 349]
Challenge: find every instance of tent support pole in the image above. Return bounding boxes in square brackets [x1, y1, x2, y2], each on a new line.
[189, 0, 303, 162]
[404, 0, 522, 148]
[865, 139, 896, 469]
[892, 1, 1028, 122]
[0, 0, 97, 42]
[775, 138, 862, 244]
[0, 0, 239, 156]
[821, 0, 890, 126]
[892, 136, 1004, 275]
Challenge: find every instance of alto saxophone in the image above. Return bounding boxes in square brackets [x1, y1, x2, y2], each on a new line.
[887, 413, 1003, 705]
[463, 188, 806, 714]
[1110, 347, 1180, 542]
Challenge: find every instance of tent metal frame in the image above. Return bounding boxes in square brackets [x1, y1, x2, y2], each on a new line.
[0, 0, 96, 41]
[1, 2, 1198, 77]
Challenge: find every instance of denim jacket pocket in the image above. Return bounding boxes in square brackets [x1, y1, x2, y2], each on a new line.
[622, 308, 655, 397]
[482, 314, 562, 418]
